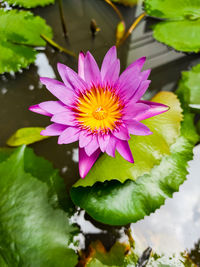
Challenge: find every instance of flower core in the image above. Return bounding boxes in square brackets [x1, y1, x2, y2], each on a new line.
[74, 86, 124, 133]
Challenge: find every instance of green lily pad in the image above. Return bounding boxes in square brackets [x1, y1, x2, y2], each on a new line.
[71, 92, 198, 225]
[7, 127, 49, 147]
[176, 63, 200, 111]
[144, 0, 200, 52]
[111, 0, 138, 6]
[3, 0, 55, 8]
[74, 92, 182, 187]
[0, 146, 78, 266]
[0, 9, 52, 74]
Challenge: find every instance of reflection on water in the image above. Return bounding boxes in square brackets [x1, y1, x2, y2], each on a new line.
[131, 145, 200, 255]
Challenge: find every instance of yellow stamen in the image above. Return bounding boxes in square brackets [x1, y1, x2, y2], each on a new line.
[74, 86, 124, 133]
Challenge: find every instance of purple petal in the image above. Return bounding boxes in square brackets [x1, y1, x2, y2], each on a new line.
[29, 104, 51, 116]
[125, 57, 146, 72]
[84, 135, 99, 156]
[40, 77, 74, 106]
[79, 131, 93, 148]
[84, 51, 101, 86]
[79, 147, 101, 178]
[41, 123, 67, 136]
[105, 135, 117, 157]
[113, 126, 130, 140]
[103, 59, 120, 86]
[101, 46, 117, 80]
[126, 120, 152, 135]
[130, 80, 151, 102]
[78, 52, 85, 79]
[116, 140, 134, 163]
[51, 110, 75, 126]
[58, 63, 87, 93]
[138, 100, 169, 120]
[39, 101, 67, 115]
[141, 69, 151, 80]
[58, 127, 80, 144]
[98, 134, 110, 152]
[123, 103, 149, 120]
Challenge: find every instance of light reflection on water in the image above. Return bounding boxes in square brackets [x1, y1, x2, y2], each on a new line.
[131, 145, 200, 255]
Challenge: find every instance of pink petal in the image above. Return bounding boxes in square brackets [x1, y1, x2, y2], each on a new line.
[105, 135, 117, 157]
[130, 80, 151, 102]
[51, 110, 75, 126]
[40, 77, 74, 106]
[141, 69, 151, 80]
[123, 103, 149, 120]
[116, 140, 134, 163]
[84, 135, 99, 156]
[125, 57, 146, 72]
[126, 120, 152, 135]
[103, 59, 120, 86]
[58, 63, 87, 93]
[39, 101, 67, 115]
[98, 134, 110, 152]
[101, 46, 117, 80]
[29, 104, 51, 116]
[79, 131, 93, 148]
[78, 52, 85, 80]
[58, 127, 80, 144]
[138, 100, 169, 120]
[41, 123, 67, 136]
[79, 147, 101, 178]
[113, 126, 130, 140]
[84, 51, 101, 86]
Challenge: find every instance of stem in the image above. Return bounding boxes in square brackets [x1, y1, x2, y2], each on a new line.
[104, 0, 124, 21]
[117, 12, 146, 47]
[41, 34, 77, 58]
[57, 0, 68, 39]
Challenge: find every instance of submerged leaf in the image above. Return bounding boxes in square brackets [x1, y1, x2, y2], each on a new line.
[111, 0, 138, 6]
[2, 0, 55, 8]
[71, 91, 198, 225]
[0, 146, 78, 266]
[0, 9, 52, 74]
[144, 0, 200, 52]
[7, 127, 49, 146]
[74, 92, 182, 187]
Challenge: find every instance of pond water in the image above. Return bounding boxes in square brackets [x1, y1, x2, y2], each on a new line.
[0, 0, 200, 264]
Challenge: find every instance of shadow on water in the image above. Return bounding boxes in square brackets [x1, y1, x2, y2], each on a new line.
[0, 0, 200, 263]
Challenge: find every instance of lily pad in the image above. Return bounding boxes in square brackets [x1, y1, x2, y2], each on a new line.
[176, 63, 200, 111]
[144, 0, 200, 52]
[0, 9, 52, 74]
[0, 146, 78, 266]
[74, 92, 182, 187]
[7, 127, 49, 147]
[3, 0, 55, 8]
[71, 91, 198, 225]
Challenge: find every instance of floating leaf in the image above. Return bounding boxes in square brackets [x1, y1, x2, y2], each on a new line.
[7, 127, 49, 147]
[79, 240, 196, 267]
[0, 146, 78, 266]
[74, 92, 182, 187]
[144, 0, 200, 52]
[176, 63, 200, 111]
[2, 0, 55, 8]
[0, 9, 52, 74]
[71, 91, 198, 225]
[111, 0, 138, 6]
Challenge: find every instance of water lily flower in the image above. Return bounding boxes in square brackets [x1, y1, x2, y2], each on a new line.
[29, 46, 168, 178]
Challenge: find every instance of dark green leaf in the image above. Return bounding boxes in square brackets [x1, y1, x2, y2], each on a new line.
[111, 0, 138, 6]
[7, 127, 49, 147]
[144, 0, 200, 52]
[0, 9, 52, 73]
[0, 146, 78, 266]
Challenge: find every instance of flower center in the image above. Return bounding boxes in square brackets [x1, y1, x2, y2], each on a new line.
[73, 86, 124, 133]
[92, 106, 108, 120]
